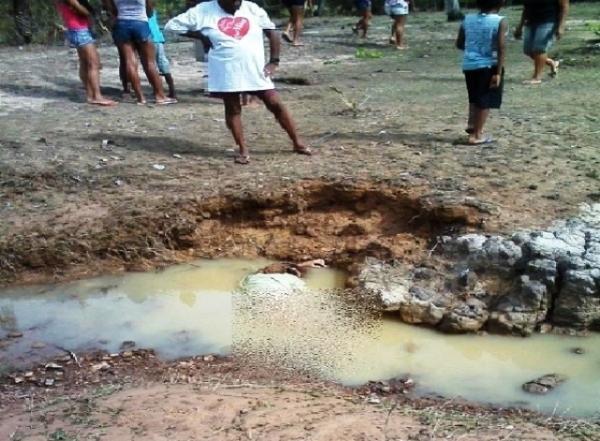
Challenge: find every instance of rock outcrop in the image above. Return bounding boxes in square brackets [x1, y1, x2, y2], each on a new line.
[358, 204, 600, 335]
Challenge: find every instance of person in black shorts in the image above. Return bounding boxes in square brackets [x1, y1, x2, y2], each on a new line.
[456, 0, 507, 144]
[282, 0, 305, 46]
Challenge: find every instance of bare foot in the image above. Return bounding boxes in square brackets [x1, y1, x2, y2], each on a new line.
[523, 78, 542, 85]
[87, 98, 117, 106]
[467, 135, 493, 145]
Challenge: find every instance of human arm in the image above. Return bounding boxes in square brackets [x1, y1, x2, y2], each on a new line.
[264, 29, 280, 77]
[455, 24, 465, 50]
[514, 5, 525, 39]
[556, 0, 569, 39]
[491, 18, 507, 88]
[146, 0, 154, 18]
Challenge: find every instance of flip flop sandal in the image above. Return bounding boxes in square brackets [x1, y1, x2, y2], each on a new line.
[155, 98, 178, 105]
[549, 60, 560, 77]
[234, 154, 250, 164]
[468, 136, 494, 145]
[293, 147, 313, 156]
[282, 32, 293, 43]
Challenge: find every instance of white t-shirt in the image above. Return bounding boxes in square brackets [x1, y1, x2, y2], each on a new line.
[165, 1, 276, 92]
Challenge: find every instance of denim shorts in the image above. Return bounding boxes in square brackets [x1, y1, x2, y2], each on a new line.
[523, 22, 556, 55]
[66, 29, 95, 49]
[385, 1, 409, 16]
[154, 42, 171, 75]
[112, 19, 151, 45]
[355, 0, 371, 11]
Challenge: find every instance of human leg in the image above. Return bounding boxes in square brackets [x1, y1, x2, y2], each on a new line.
[257, 90, 310, 154]
[77, 43, 116, 106]
[155, 42, 176, 98]
[136, 40, 169, 102]
[290, 5, 305, 46]
[468, 107, 490, 144]
[119, 42, 145, 103]
[117, 46, 131, 95]
[394, 15, 407, 49]
[223, 93, 248, 161]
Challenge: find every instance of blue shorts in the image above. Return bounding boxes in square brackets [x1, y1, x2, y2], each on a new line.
[154, 42, 171, 75]
[355, 0, 371, 11]
[112, 19, 151, 45]
[66, 29, 95, 49]
[523, 22, 556, 55]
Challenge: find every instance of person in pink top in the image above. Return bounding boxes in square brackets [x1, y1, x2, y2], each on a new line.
[55, 0, 116, 106]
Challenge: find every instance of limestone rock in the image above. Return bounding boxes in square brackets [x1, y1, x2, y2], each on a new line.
[522, 374, 567, 394]
[398, 287, 449, 326]
[358, 260, 411, 311]
[438, 298, 488, 333]
[552, 268, 600, 329]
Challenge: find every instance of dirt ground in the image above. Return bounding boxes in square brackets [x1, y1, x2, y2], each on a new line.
[1, 5, 600, 440]
[1, 350, 596, 441]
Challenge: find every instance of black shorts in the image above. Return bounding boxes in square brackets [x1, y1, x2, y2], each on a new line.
[283, 0, 305, 7]
[464, 67, 504, 110]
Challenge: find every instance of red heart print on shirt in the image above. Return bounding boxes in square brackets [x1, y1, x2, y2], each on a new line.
[217, 17, 250, 40]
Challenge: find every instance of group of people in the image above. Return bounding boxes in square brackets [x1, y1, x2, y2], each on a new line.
[354, 0, 410, 50]
[53, 0, 569, 159]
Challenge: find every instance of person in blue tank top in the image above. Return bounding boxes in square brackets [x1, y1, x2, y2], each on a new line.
[456, 0, 507, 145]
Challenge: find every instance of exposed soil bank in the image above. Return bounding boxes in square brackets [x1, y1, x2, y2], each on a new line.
[0, 179, 488, 287]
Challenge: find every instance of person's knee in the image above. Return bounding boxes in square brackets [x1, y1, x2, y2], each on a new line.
[265, 99, 284, 116]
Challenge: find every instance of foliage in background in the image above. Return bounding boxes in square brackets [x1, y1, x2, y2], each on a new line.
[1, 0, 600, 45]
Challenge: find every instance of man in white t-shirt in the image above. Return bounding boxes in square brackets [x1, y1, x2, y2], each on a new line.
[165, 0, 311, 164]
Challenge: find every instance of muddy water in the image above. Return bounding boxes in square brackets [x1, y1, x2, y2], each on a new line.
[1, 260, 599, 417]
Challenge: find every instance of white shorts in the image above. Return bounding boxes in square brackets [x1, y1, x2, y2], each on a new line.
[385, 1, 409, 16]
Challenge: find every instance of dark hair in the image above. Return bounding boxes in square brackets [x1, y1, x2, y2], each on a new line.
[476, 0, 503, 11]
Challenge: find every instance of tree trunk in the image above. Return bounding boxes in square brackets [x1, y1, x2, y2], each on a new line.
[445, 0, 463, 22]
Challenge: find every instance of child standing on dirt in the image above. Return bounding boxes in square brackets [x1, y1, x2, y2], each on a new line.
[148, 10, 177, 99]
[165, 0, 311, 164]
[456, 0, 507, 145]
[55, 0, 117, 106]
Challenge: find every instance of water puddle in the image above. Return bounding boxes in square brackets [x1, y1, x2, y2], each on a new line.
[1, 259, 599, 417]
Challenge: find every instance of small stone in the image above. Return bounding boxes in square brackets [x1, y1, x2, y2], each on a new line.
[44, 378, 55, 387]
[7, 332, 23, 338]
[44, 363, 63, 371]
[14, 377, 24, 384]
[367, 394, 381, 404]
[522, 374, 567, 395]
[121, 351, 133, 358]
[31, 341, 46, 349]
[120, 340, 136, 351]
[152, 164, 165, 171]
[570, 347, 585, 355]
[203, 355, 215, 362]
[91, 361, 111, 371]
[24, 371, 34, 378]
